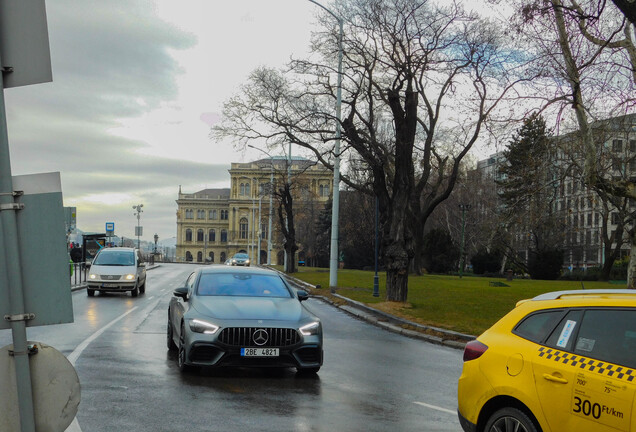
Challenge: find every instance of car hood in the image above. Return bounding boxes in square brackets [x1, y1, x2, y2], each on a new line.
[192, 296, 303, 321]
[89, 264, 136, 276]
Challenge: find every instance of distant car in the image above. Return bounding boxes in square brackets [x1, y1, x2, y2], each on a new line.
[167, 266, 323, 373]
[458, 289, 636, 432]
[229, 252, 250, 266]
[86, 247, 146, 297]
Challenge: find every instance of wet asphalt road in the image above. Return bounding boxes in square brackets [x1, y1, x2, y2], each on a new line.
[0, 263, 463, 432]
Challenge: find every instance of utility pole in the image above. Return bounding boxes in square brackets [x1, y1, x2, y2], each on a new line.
[133, 203, 143, 249]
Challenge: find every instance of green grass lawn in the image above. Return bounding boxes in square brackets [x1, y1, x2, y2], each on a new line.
[284, 266, 623, 336]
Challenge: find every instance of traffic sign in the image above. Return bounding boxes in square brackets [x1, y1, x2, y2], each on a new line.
[105, 222, 114, 233]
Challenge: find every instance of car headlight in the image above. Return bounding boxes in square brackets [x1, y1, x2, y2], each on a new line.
[300, 322, 320, 336]
[189, 319, 220, 335]
[124, 274, 135, 280]
[89, 274, 96, 280]
[245, 260, 250, 264]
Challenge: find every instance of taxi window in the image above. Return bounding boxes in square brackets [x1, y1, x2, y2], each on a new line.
[574, 309, 636, 369]
[545, 310, 583, 351]
[513, 310, 564, 343]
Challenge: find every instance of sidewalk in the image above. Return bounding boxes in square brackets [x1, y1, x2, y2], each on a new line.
[282, 273, 475, 350]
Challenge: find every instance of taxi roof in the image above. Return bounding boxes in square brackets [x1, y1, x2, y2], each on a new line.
[532, 289, 636, 301]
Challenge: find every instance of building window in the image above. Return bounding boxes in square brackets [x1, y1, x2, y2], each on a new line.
[611, 212, 620, 225]
[209, 229, 215, 242]
[240, 182, 251, 196]
[197, 251, 203, 262]
[197, 229, 204, 242]
[240, 218, 248, 239]
[630, 140, 636, 152]
[185, 229, 192, 242]
[220, 252, 226, 263]
[209, 209, 217, 220]
[185, 209, 194, 219]
[319, 184, 330, 197]
[197, 209, 205, 219]
[220, 210, 228, 220]
[612, 139, 623, 152]
[209, 252, 214, 263]
[261, 220, 267, 239]
[221, 229, 228, 242]
[185, 251, 193, 262]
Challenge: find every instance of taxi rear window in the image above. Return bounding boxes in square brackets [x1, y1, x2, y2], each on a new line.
[513, 309, 564, 343]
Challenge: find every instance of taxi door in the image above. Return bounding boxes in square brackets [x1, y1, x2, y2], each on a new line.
[532, 309, 635, 432]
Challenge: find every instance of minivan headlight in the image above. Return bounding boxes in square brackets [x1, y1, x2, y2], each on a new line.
[124, 274, 135, 280]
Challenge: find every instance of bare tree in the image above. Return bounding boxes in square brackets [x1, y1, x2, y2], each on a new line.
[214, 0, 528, 301]
[517, 0, 636, 284]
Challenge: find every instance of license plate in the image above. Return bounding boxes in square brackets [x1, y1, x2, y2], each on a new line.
[102, 283, 118, 288]
[241, 348, 279, 357]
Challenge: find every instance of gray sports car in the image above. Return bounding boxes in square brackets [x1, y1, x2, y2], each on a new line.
[167, 266, 323, 373]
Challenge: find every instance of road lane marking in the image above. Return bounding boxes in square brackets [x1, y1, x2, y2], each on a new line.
[67, 307, 139, 366]
[413, 401, 456, 415]
[65, 307, 139, 432]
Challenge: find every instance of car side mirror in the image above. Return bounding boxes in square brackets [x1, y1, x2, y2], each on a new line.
[297, 290, 309, 302]
[173, 286, 189, 301]
[85, 263, 91, 269]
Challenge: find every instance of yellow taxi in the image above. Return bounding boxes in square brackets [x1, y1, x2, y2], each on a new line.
[457, 289, 636, 432]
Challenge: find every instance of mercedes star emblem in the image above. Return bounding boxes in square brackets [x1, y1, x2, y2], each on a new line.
[252, 329, 269, 346]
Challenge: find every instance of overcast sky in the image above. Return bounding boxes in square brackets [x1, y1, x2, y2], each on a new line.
[5, 0, 317, 244]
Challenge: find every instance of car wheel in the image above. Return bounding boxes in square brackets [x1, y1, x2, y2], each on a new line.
[139, 280, 146, 294]
[167, 317, 177, 351]
[87, 288, 95, 297]
[177, 322, 194, 372]
[131, 282, 139, 297]
[484, 407, 538, 432]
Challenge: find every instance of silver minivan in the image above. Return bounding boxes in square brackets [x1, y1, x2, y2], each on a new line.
[87, 247, 146, 297]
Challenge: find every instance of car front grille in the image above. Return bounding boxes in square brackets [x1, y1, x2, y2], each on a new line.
[100, 275, 121, 280]
[219, 327, 300, 347]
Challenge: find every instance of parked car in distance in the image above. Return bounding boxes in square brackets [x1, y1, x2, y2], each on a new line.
[229, 252, 250, 266]
[458, 289, 636, 432]
[86, 247, 146, 297]
[167, 266, 323, 374]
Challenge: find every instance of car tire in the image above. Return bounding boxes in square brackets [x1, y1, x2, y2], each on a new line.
[139, 280, 146, 294]
[167, 317, 177, 351]
[177, 322, 195, 373]
[87, 288, 95, 297]
[484, 407, 538, 432]
[131, 282, 139, 297]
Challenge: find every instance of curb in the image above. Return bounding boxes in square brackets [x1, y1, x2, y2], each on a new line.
[282, 273, 475, 350]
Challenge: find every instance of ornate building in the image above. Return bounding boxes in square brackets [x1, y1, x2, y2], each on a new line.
[176, 157, 332, 264]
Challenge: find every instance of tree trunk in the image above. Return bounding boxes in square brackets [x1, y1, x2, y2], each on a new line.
[384, 240, 411, 302]
[386, 267, 409, 302]
[628, 233, 636, 289]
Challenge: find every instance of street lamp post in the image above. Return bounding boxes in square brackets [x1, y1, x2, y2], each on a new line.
[133, 204, 143, 249]
[308, 0, 343, 289]
[458, 204, 471, 278]
[248, 144, 274, 265]
[373, 196, 380, 297]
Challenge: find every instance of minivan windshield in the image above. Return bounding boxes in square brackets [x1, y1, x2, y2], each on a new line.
[93, 250, 135, 266]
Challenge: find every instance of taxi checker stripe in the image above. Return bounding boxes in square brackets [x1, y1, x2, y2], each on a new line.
[537, 347, 635, 383]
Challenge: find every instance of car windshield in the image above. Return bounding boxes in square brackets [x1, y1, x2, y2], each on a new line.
[233, 253, 248, 259]
[197, 273, 291, 298]
[93, 250, 135, 266]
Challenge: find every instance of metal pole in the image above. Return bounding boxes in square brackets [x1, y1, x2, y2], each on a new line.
[258, 196, 262, 265]
[0, 59, 37, 431]
[315, 5, 343, 289]
[267, 162, 273, 265]
[284, 143, 292, 271]
[373, 196, 380, 297]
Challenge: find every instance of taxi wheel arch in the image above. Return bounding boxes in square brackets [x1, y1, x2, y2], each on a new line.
[477, 396, 542, 432]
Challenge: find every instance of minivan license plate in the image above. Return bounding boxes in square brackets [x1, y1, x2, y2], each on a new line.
[241, 348, 279, 357]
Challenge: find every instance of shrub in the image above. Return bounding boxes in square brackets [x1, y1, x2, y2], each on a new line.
[528, 248, 564, 280]
[471, 249, 503, 275]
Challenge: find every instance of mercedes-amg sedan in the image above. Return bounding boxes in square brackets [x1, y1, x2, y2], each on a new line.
[167, 266, 323, 373]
